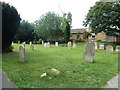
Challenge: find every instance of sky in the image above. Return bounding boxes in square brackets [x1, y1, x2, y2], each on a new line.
[1, 0, 99, 29]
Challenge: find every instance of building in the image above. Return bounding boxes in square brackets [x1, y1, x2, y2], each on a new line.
[70, 27, 120, 42]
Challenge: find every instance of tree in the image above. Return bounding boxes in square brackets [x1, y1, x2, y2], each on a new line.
[14, 20, 35, 43]
[61, 12, 72, 42]
[1, 2, 21, 51]
[35, 12, 63, 42]
[83, 1, 120, 36]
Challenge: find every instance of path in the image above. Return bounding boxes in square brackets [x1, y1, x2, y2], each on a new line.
[104, 72, 120, 89]
[1, 71, 19, 89]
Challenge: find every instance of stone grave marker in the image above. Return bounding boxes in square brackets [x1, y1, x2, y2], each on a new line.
[106, 45, 113, 53]
[68, 41, 72, 49]
[47, 42, 50, 48]
[19, 45, 25, 62]
[42, 40, 44, 45]
[30, 42, 32, 45]
[99, 43, 105, 50]
[115, 45, 120, 52]
[44, 43, 47, 47]
[55, 42, 58, 47]
[18, 41, 20, 44]
[30, 44, 34, 51]
[22, 42, 26, 47]
[83, 41, 95, 63]
[73, 43, 76, 48]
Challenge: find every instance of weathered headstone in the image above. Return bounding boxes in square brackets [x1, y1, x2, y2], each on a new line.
[30, 42, 32, 45]
[73, 43, 76, 48]
[55, 42, 58, 47]
[30, 44, 34, 51]
[18, 41, 20, 44]
[83, 41, 95, 63]
[44, 43, 47, 47]
[68, 41, 72, 49]
[99, 43, 104, 50]
[42, 40, 44, 45]
[47, 42, 50, 48]
[115, 45, 120, 52]
[19, 45, 25, 62]
[106, 45, 113, 53]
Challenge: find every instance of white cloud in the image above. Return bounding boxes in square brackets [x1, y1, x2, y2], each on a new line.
[1, 0, 99, 28]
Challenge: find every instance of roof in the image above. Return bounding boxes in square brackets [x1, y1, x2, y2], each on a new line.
[71, 28, 87, 34]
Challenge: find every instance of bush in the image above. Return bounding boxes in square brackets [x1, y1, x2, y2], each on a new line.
[2, 2, 21, 51]
[3, 45, 14, 52]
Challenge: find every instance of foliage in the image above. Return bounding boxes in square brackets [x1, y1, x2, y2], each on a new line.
[76, 32, 81, 39]
[14, 20, 35, 43]
[35, 12, 63, 42]
[2, 43, 118, 88]
[3, 45, 13, 52]
[61, 12, 72, 42]
[1, 2, 21, 51]
[83, 1, 120, 36]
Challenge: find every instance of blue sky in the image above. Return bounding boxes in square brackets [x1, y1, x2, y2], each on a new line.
[1, 0, 99, 28]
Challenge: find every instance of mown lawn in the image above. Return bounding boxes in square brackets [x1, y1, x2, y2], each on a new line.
[2, 43, 118, 88]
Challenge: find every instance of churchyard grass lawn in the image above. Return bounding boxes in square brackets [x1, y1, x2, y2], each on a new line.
[2, 43, 118, 88]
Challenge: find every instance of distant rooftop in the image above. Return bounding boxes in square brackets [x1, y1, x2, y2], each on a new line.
[71, 28, 87, 34]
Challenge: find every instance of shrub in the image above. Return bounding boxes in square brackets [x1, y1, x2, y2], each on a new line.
[3, 45, 14, 52]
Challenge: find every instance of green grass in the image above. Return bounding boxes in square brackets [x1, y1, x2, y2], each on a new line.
[2, 43, 118, 88]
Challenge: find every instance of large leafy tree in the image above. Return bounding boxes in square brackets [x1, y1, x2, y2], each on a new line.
[61, 12, 72, 42]
[83, 1, 120, 36]
[1, 2, 21, 51]
[35, 12, 63, 41]
[14, 20, 35, 43]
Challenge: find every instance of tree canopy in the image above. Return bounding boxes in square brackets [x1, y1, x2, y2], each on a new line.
[1, 2, 21, 51]
[35, 12, 63, 42]
[83, 1, 120, 36]
[14, 20, 35, 43]
[61, 12, 72, 42]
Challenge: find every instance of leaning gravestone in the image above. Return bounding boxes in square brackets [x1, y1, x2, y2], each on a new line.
[106, 45, 113, 53]
[73, 43, 76, 48]
[55, 42, 58, 47]
[115, 45, 120, 52]
[83, 41, 95, 63]
[68, 41, 72, 49]
[44, 43, 47, 47]
[47, 42, 50, 48]
[19, 45, 25, 62]
[99, 43, 104, 50]
[30, 44, 34, 51]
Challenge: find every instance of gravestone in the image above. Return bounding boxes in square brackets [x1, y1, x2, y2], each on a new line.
[83, 41, 95, 63]
[18, 41, 20, 44]
[42, 40, 44, 45]
[19, 45, 25, 62]
[22, 42, 26, 48]
[99, 43, 104, 50]
[68, 41, 72, 49]
[47, 42, 50, 48]
[30, 42, 32, 45]
[55, 42, 58, 47]
[44, 43, 47, 47]
[73, 43, 76, 48]
[106, 45, 113, 53]
[12, 42, 14, 46]
[30, 44, 34, 51]
[115, 45, 120, 52]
